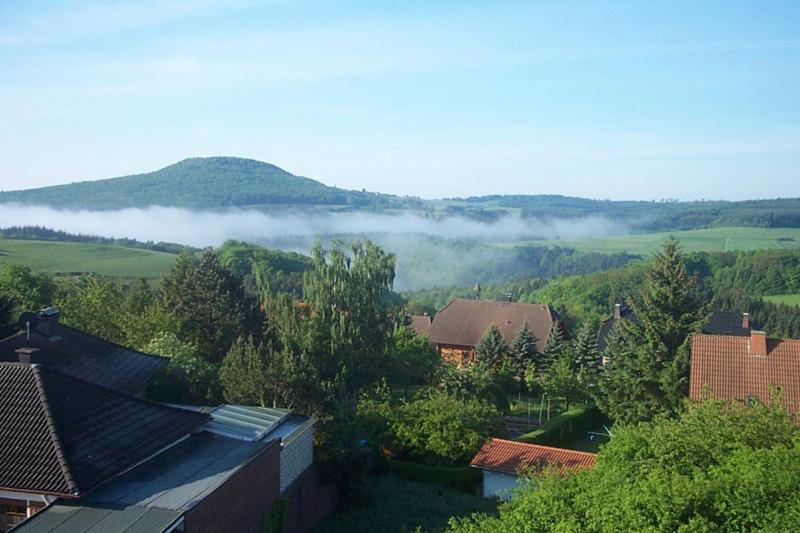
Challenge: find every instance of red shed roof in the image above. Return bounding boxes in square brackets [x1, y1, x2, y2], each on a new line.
[690, 333, 800, 413]
[470, 438, 596, 476]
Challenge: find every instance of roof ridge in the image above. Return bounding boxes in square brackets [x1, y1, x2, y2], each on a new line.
[30, 365, 80, 496]
[31, 363, 211, 420]
[487, 437, 598, 458]
[55, 323, 168, 362]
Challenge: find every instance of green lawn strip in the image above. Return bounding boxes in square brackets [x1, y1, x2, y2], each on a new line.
[316, 474, 497, 533]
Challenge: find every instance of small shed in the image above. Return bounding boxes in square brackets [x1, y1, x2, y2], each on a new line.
[470, 438, 597, 499]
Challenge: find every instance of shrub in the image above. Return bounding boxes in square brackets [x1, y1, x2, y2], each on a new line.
[518, 405, 603, 446]
[381, 460, 482, 492]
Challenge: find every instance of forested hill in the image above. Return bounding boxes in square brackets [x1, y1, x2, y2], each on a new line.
[0, 157, 413, 210]
[2, 156, 800, 231]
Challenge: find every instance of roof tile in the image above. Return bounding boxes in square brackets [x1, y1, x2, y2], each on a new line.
[470, 438, 596, 476]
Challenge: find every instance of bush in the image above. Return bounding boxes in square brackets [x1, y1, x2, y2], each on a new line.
[357, 389, 503, 465]
[380, 460, 482, 493]
[518, 405, 604, 446]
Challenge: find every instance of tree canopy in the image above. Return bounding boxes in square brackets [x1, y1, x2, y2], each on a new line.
[449, 399, 800, 532]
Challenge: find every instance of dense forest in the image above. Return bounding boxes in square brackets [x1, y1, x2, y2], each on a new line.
[2, 157, 799, 233]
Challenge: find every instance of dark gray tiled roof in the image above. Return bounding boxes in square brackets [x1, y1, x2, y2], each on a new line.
[0, 323, 167, 395]
[0, 363, 209, 497]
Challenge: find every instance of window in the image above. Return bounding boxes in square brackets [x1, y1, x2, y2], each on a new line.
[0, 502, 27, 532]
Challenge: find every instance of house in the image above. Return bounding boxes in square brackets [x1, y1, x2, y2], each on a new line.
[690, 330, 800, 415]
[470, 438, 597, 499]
[0, 308, 167, 396]
[0, 362, 209, 531]
[408, 314, 432, 337]
[428, 299, 560, 366]
[12, 403, 325, 533]
[598, 304, 758, 359]
[1, 309, 335, 532]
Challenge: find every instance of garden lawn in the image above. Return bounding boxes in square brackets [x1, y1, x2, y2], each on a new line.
[316, 474, 496, 533]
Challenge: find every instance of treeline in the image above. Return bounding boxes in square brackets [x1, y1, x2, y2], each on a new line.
[0, 225, 195, 254]
[453, 195, 800, 231]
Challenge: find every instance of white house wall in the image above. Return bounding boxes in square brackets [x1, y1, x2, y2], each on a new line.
[481, 470, 523, 500]
[280, 424, 313, 493]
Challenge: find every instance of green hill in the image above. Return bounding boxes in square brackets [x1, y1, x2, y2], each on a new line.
[0, 157, 408, 210]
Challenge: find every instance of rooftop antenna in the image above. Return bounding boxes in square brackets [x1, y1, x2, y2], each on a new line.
[17, 312, 39, 344]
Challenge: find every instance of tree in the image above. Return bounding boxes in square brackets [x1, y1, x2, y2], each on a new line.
[160, 250, 255, 363]
[358, 390, 503, 465]
[387, 325, 441, 396]
[539, 320, 565, 374]
[571, 321, 599, 384]
[0, 263, 56, 312]
[598, 238, 708, 423]
[0, 293, 14, 337]
[56, 275, 127, 344]
[509, 321, 538, 381]
[530, 353, 585, 410]
[219, 335, 270, 407]
[146, 331, 219, 403]
[268, 240, 397, 418]
[474, 324, 508, 366]
[448, 399, 800, 532]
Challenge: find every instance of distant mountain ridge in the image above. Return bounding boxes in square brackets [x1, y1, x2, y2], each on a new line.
[2, 156, 800, 231]
[0, 157, 409, 210]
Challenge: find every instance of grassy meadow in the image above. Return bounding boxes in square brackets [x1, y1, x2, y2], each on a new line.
[0, 238, 177, 279]
[497, 227, 800, 256]
[762, 294, 800, 307]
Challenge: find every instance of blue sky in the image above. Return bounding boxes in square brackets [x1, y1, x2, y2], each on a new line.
[1, 0, 798, 200]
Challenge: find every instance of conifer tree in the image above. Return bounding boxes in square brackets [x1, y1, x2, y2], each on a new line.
[474, 324, 508, 366]
[509, 321, 538, 379]
[598, 237, 708, 423]
[539, 320, 566, 374]
[572, 321, 600, 384]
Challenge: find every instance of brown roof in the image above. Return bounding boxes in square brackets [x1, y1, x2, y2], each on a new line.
[471, 438, 597, 476]
[0, 323, 167, 396]
[408, 315, 432, 337]
[0, 362, 209, 497]
[429, 299, 558, 351]
[690, 333, 800, 413]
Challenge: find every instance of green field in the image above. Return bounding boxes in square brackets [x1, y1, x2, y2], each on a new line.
[0, 238, 177, 279]
[498, 227, 800, 256]
[762, 294, 800, 307]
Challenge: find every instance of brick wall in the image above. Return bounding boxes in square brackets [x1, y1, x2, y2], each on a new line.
[281, 466, 338, 533]
[184, 439, 281, 533]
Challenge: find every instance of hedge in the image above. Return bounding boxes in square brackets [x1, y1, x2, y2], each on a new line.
[379, 459, 482, 493]
[518, 405, 604, 446]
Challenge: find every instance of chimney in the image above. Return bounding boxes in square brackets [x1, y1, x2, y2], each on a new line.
[15, 347, 40, 365]
[614, 303, 622, 320]
[742, 312, 750, 329]
[37, 307, 60, 336]
[749, 330, 767, 356]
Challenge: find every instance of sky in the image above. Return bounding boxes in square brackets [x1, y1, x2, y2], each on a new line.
[1, 0, 799, 201]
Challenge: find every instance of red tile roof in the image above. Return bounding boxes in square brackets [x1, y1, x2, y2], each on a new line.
[429, 299, 558, 352]
[470, 438, 597, 476]
[690, 333, 800, 413]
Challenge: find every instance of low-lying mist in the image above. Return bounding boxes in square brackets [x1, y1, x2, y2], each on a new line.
[0, 203, 630, 290]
